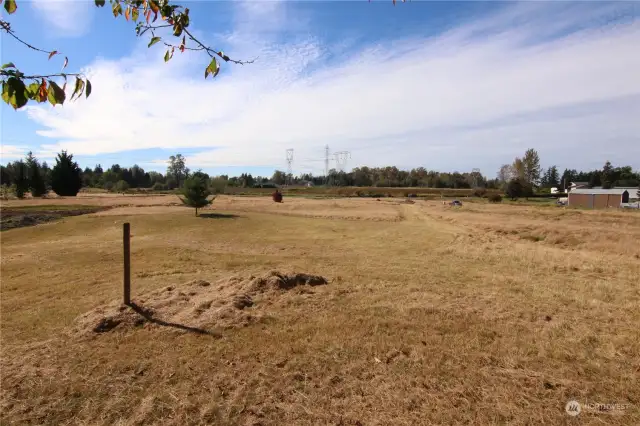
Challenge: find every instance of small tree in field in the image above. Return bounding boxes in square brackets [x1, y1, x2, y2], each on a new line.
[180, 175, 213, 216]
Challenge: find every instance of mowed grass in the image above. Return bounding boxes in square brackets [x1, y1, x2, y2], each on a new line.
[1, 196, 639, 425]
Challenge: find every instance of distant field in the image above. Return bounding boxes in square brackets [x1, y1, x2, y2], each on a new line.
[1, 196, 638, 425]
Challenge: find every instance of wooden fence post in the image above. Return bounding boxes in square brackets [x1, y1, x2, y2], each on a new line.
[123, 222, 131, 305]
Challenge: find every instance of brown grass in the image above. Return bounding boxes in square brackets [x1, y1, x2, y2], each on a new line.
[1, 196, 639, 425]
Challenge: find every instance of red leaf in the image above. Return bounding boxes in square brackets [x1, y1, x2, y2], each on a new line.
[48, 50, 58, 60]
[38, 79, 48, 101]
[125, 6, 130, 21]
[145, 9, 151, 23]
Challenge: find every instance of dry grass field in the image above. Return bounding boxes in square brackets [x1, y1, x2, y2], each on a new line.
[1, 194, 639, 425]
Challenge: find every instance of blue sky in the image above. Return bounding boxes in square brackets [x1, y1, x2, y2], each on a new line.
[1, 1, 639, 178]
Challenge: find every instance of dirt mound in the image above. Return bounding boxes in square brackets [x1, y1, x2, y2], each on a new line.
[68, 271, 328, 338]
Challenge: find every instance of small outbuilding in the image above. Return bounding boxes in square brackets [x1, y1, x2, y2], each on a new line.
[568, 188, 631, 208]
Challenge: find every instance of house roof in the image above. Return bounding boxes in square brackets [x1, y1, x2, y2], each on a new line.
[570, 188, 631, 195]
[570, 182, 589, 186]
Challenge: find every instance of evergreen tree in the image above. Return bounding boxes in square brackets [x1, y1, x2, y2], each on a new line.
[180, 175, 213, 216]
[588, 172, 601, 188]
[41, 161, 52, 189]
[601, 161, 614, 189]
[25, 152, 47, 197]
[51, 151, 83, 196]
[13, 160, 29, 198]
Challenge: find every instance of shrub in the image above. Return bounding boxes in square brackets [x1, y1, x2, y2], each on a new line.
[115, 180, 130, 192]
[471, 187, 487, 197]
[505, 178, 533, 200]
[0, 184, 14, 200]
[272, 190, 283, 203]
[152, 182, 168, 191]
[104, 181, 114, 191]
[488, 194, 503, 203]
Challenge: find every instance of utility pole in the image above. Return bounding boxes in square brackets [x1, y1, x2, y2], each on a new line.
[324, 145, 330, 184]
[286, 149, 294, 186]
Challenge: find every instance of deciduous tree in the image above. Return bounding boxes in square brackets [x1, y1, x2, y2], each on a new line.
[522, 148, 541, 186]
[167, 154, 189, 188]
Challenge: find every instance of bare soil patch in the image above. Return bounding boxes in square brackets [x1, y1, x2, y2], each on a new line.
[1, 206, 108, 231]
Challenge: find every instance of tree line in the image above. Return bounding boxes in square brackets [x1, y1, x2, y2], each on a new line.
[496, 148, 639, 199]
[1, 149, 638, 199]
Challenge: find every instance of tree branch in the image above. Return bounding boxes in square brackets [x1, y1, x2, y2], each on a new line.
[0, 19, 56, 56]
[0, 70, 82, 80]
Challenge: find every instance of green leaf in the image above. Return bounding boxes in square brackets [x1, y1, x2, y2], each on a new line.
[5, 77, 28, 109]
[47, 80, 66, 105]
[85, 80, 92, 98]
[132, 7, 139, 21]
[71, 77, 85, 101]
[95, 0, 106, 6]
[1, 63, 16, 69]
[204, 57, 219, 79]
[148, 36, 161, 48]
[164, 49, 171, 62]
[173, 23, 182, 37]
[112, 1, 122, 17]
[1, 82, 9, 105]
[26, 82, 40, 100]
[4, 0, 17, 14]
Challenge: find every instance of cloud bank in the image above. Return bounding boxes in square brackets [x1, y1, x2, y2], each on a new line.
[31, 0, 94, 37]
[24, 2, 640, 175]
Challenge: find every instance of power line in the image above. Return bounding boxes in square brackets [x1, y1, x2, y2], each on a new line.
[333, 151, 351, 173]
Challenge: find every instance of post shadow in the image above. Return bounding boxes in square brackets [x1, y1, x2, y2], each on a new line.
[129, 302, 221, 337]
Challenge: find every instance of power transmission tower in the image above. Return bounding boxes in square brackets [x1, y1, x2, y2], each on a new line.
[286, 149, 294, 186]
[472, 168, 481, 187]
[334, 151, 351, 173]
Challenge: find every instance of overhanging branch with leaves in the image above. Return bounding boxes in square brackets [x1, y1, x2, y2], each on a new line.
[1, 0, 404, 110]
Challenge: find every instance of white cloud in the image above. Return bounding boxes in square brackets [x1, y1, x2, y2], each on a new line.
[0, 145, 30, 162]
[24, 2, 640, 175]
[31, 0, 94, 37]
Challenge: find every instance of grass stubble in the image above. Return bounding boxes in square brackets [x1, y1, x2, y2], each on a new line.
[1, 195, 639, 425]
